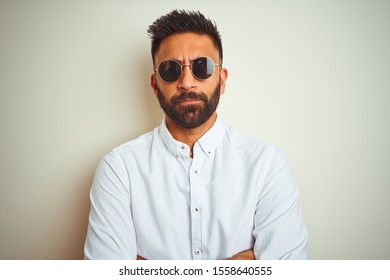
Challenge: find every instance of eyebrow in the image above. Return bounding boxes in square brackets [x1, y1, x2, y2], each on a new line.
[172, 58, 184, 63]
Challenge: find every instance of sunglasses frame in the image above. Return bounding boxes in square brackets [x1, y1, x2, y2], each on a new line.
[155, 56, 222, 83]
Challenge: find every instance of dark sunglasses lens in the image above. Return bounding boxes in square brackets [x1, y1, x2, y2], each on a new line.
[158, 61, 181, 82]
[192, 57, 215, 79]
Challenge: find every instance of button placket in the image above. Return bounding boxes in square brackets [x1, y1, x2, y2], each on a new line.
[189, 145, 205, 259]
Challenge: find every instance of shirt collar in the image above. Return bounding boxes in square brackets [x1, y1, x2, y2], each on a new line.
[159, 116, 225, 158]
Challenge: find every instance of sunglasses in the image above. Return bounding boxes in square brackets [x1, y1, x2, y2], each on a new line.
[155, 56, 222, 83]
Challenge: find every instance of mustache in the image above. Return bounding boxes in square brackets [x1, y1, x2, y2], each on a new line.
[172, 92, 208, 104]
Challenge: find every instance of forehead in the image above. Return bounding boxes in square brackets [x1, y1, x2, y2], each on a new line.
[155, 33, 219, 62]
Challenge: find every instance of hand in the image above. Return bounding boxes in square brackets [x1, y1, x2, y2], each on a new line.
[136, 255, 146, 260]
[224, 249, 255, 260]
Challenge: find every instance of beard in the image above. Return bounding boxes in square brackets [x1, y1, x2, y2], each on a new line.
[156, 84, 221, 129]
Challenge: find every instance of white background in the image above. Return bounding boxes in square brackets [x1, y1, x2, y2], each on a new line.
[0, 0, 389, 259]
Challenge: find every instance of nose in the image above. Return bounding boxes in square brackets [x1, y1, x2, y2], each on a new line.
[177, 64, 197, 91]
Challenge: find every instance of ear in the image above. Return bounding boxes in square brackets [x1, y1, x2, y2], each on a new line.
[219, 68, 228, 95]
[150, 74, 158, 97]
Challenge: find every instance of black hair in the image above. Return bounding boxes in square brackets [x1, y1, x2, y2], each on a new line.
[147, 10, 223, 66]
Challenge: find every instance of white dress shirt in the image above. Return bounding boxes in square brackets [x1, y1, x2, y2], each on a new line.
[84, 117, 308, 260]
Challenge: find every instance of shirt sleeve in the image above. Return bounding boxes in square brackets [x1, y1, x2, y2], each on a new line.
[253, 147, 308, 259]
[84, 150, 137, 259]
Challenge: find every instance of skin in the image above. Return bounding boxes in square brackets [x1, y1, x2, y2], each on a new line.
[138, 32, 254, 260]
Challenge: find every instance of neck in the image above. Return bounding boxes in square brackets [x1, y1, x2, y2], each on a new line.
[165, 113, 217, 157]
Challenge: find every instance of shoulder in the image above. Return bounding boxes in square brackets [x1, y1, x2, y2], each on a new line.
[100, 127, 159, 164]
[117, 127, 159, 152]
[223, 125, 289, 167]
[223, 125, 273, 153]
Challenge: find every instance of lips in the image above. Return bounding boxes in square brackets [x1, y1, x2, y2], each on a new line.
[177, 98, 202, 104]
[173, 92, 207, 105]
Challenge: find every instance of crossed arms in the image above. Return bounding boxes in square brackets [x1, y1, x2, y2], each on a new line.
[136, 249, 255, 260]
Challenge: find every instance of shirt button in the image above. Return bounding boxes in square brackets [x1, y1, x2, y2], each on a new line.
[194, 170, 198, 174]
[195, 207, 200, 212]
[195, 248, 202, 255]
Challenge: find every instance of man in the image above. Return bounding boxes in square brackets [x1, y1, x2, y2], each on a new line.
[84, 10, 308, 260]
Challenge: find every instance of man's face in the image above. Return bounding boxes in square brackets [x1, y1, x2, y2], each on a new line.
[151, 33, 228, 129]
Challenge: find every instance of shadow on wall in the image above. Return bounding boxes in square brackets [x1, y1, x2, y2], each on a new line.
[65, 170, 95, 260]
[70, 52, 162, 260]
[135, 51, 163, 133]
